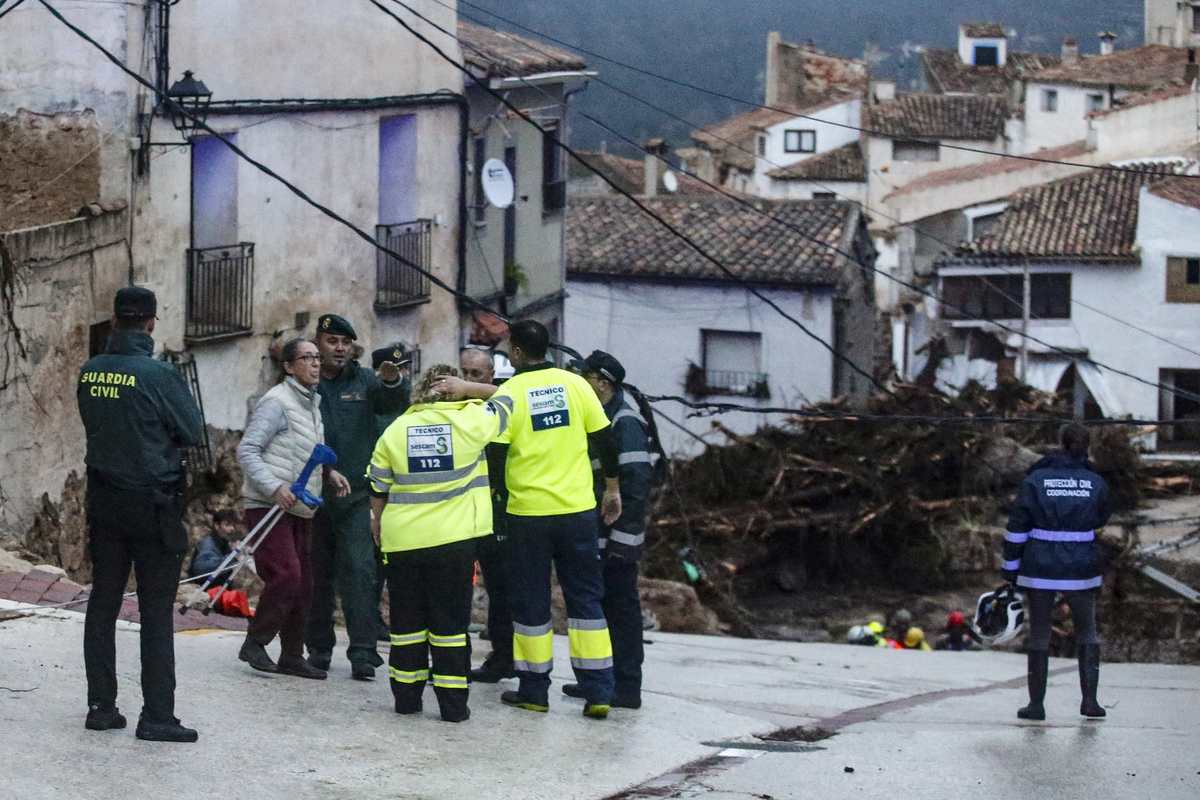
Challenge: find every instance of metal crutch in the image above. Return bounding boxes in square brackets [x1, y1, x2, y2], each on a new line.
[180, 443, 338, 615]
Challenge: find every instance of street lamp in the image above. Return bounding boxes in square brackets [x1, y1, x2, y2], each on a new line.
[165, 71, 212, 139]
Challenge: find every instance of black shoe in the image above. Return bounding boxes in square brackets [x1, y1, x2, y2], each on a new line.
[307, 650, 332, 672]
[239, 638, 278, 673]
[561, 683, 586, 699]
[501, 690, 548, 713]
[1018, 650, 1049, 721]
[611, 694, 642, 710]
[351, 662, 376, 681]
[377, 623, 391, 643]
[278, 656, 327, 680]
[1078, 643, 1106, 718]
[85, 705, 127, 731]
[470, 655, 516, 683]
[135, 717, 198, 743]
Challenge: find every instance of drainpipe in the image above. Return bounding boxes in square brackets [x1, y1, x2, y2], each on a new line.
[559, 80, 590, 325]
[453, 92, 469, 298]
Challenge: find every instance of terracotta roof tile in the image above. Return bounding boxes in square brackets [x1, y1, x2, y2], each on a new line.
[766, 141, 866, 182]
[457, 20, 586, 79]
[569, 152, 724, 197]
[1022, 44, 1187, 90]
[865, 93, 1008, 140]
[971, 163, 1182, 259]
[921, 48, 1061, 95]
[1147, 175, 1200, 211]
[566, 196, 856, 286]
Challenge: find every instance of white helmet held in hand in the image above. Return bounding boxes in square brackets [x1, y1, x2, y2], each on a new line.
[973, 584, 1026, 645]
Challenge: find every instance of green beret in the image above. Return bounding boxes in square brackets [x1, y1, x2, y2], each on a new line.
[317, 314, 356, 339]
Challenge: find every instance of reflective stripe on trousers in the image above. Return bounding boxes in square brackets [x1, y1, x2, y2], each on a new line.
[389, 666, 430, 684]
[390, 629, 429, 647]
[513, 621, 554, 673]
[568, 617, 614, 671]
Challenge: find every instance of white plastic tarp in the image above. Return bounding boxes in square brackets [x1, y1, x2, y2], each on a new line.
[1023, 359, 1071, 395]
[935, 355, 998, 395]
[1076, 361, 1127, 418]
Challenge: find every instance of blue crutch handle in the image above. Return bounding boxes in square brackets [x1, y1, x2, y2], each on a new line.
[290, 444, 338, 508]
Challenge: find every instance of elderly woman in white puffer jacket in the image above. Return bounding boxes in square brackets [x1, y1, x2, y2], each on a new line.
[236, 338, 350, 679]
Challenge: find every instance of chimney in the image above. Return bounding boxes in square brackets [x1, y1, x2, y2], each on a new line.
[871, 79, 896, 103]
[1187, 49, 1199, 85]
[1098, 31, 1116, 56]
[644, 139, 667, 197]
[765, 31, 781, 107]
[1061, 36, 1079, 65]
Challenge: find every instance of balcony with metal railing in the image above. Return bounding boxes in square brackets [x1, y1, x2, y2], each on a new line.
[185, 243, 254, 343]
[376, 219, 432, 309]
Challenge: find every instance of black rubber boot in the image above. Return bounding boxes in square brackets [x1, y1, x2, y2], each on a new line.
[561, 683, 585, 699]
[1017, 650, 1048, 721]
[1079, 643, 1106, 718]
[307, 649, 332, 672]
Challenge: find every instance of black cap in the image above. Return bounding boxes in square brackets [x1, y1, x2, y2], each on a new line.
[317, 313, 356, 339]
[113, 286, 157, 318]
[372, 344, 410, 370]
[583, 350, 625, 385]
[565, 358, 588, 375]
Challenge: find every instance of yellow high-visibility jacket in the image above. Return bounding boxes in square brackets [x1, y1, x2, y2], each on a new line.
[367, 397, 512, 552]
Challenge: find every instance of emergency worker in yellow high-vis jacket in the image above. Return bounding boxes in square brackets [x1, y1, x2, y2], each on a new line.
[433, 320, 622, 719]
[367, 365, 513, 723]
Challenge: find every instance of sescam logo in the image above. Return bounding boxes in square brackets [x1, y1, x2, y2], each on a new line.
[528, 385, 570, 431]
[408, 424, 454, 473]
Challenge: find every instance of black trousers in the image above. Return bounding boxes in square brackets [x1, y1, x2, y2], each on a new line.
[1026, 588, 1099, 652]
[476, 524, 513, 665]
[602, 557, 644, 698]
[84, 481, 184, 723]
[386, 540, 476, 720]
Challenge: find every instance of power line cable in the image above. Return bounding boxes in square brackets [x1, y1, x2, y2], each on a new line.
[32, 0, 507, 323]
[428, 1, 1200, 397]
[576, 111, 1200, 406]
[444, 0, 1200, 181]
[397, 0, 1200, 407]
[374, 0, 890, 395]
[644, 393, 1188, 427]
[459, 18, 1200, 360]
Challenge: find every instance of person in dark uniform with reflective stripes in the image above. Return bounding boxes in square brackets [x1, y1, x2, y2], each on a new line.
[561, 351, 654, 709]
[1003, 423, 1111, 721]
[77, 287, 204, 742]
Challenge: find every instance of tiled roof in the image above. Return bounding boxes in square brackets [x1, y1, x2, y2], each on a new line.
[766, 141, 866, 182]
[962, 22, 1007, 39]
[566, 196, 857, 286]
[864, 93, 1008, 140]
[921, 48, 1061, 95]
[569, 151, 724, 197]
[969, 164, 1181, 260]
[885, 140, 1092, 198]
[457, 20, 586, 79]
[1148, 175, 1200, 211]
[1022, 44, 1187, 90]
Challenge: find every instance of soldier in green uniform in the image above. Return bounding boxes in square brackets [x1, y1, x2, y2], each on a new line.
[305, 314, 410, 679]
[77, 287, 204, 742]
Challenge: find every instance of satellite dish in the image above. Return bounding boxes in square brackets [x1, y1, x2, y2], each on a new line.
[482, 158, 515, 209]
[662, 170, 679, 193]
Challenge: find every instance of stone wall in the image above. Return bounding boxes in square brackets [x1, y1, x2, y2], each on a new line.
[0, 208, 129, 543]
